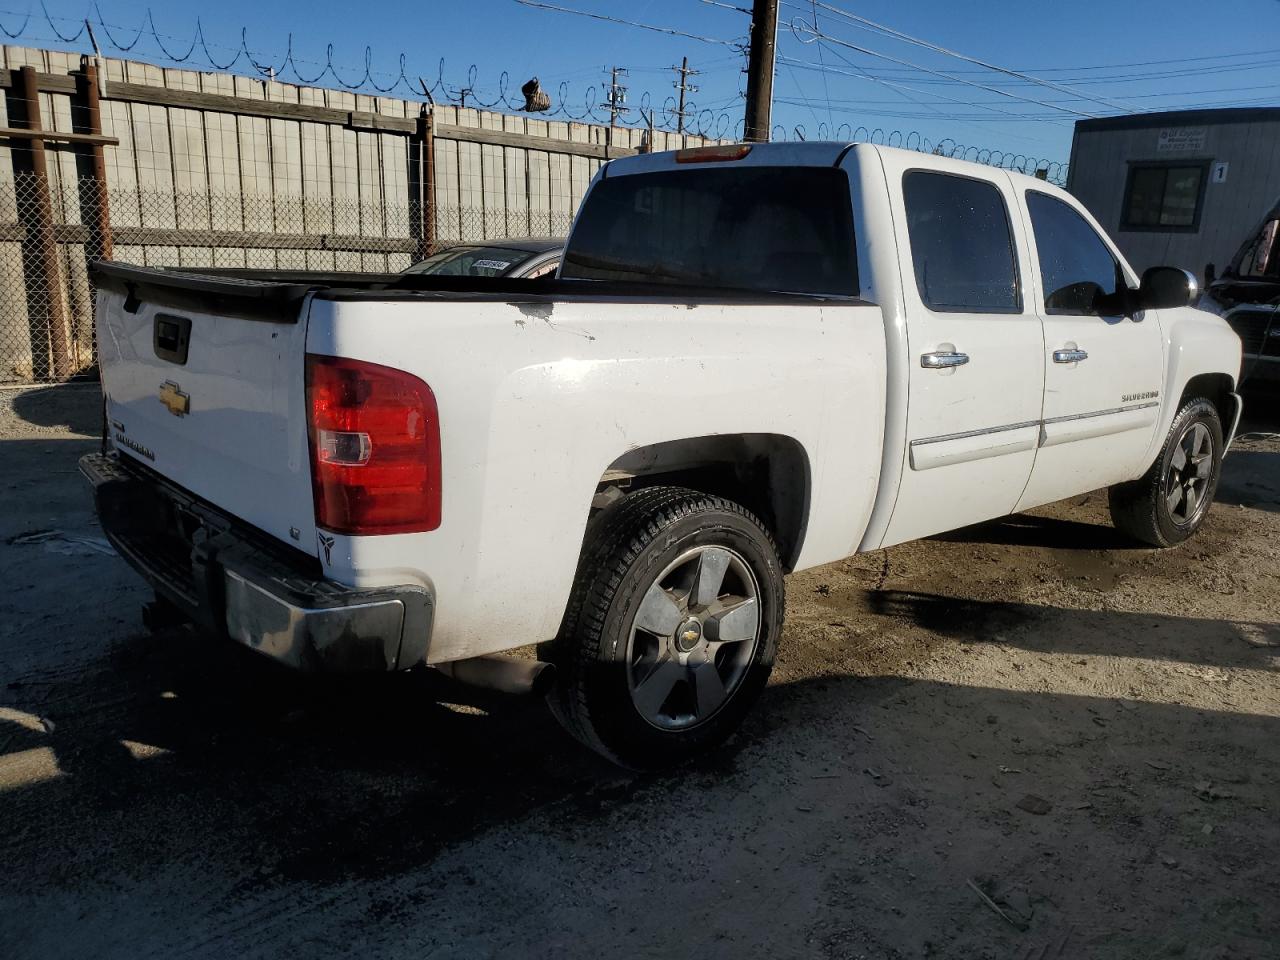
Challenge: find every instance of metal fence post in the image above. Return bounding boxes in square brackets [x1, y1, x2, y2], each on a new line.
[76, 59, 112, 262]
[412, 106, 436, 260]
[17, 65, 72, 380]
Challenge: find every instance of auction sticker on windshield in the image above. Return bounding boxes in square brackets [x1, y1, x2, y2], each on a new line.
[473, 259, 512, 270]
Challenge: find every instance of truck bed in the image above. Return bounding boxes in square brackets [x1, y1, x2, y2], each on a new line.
[91, 258, 887, 663]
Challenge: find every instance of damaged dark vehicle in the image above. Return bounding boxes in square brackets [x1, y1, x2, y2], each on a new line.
[1201, 198, 1280, 385]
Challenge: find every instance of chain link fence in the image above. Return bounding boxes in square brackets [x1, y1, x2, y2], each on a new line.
[0, 173, 577, 383]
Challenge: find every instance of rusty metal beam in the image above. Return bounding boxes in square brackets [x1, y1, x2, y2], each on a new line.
[76, 60, 113, 263]
[0, 127, 118, 146]
[17, 65, 73, 380]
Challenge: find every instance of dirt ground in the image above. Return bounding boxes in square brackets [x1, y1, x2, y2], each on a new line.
[1, 383, 1278, 960]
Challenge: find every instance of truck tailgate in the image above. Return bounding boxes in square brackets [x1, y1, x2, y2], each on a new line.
[93, 262, 319, 553]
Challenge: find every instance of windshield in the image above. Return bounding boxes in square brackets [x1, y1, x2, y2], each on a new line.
[560, 166, 857, 296]
[1238, 219, 1280, 280]
[403, 245, 534, 277]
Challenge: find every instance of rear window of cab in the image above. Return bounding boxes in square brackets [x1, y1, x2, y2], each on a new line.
[561, 166, 858, 297]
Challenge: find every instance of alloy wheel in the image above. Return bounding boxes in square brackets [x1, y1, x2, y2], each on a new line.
[1165, 421, 1215, 527]
[625, 545, 761, 730]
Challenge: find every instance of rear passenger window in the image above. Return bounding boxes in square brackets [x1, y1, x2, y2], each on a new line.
[903, 171, 1021, 313]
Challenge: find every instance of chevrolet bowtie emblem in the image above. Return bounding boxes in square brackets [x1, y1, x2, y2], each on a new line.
[159, 380, 190, 417]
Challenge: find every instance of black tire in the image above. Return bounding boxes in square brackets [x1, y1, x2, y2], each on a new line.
[546, 485, 784, 769]
[1108, 397, 1224, 547]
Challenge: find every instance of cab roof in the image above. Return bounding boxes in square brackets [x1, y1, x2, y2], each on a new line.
[604, 141, 1057, 192]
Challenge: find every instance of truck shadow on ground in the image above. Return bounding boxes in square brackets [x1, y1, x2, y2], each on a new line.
[2, 593, 1277, 900]
[1218, 389, 1280, 514]
[932, 511, 1142, 551]
[7, 383, 101, 436]
[1217, 448, 1280, 513]
[866, 589, 1280, 667]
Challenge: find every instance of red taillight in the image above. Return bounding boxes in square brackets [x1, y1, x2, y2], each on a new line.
[305, 354, 441, 535]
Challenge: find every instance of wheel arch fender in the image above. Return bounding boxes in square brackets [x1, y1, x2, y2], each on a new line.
[598, 433, 813, 572]
[1146, 310, 1243, 465]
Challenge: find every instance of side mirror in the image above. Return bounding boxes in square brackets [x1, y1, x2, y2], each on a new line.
[1138, 266, 1198, 311]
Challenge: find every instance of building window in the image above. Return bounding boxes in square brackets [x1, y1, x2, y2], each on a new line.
[1121, 163, 1207, 232]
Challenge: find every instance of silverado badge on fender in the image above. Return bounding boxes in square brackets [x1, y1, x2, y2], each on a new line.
[159, 381, 190, 417]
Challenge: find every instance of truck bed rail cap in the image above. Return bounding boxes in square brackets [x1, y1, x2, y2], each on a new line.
[91, 261, 315, 323]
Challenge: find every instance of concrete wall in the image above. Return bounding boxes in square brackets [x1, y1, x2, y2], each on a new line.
[1069, 111, 1280, 277]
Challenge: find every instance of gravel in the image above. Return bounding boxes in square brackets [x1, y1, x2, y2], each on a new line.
[2, 384, 1277, 959]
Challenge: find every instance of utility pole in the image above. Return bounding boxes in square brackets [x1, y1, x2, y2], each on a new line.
[743, 0, 779, 142]
[672, 56, 699, 135]
[603, 66, 630, 127]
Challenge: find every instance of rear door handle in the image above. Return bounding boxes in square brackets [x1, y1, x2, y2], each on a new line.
[1053, 348, 1089, 363]
[920, 351, 970, 369]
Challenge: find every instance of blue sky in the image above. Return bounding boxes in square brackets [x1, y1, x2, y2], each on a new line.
[16, 0, 1280, 165]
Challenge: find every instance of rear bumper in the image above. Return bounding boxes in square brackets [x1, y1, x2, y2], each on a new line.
[79, 452, 433, 671]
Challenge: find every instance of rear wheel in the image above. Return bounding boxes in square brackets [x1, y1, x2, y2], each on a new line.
[1109, 397, 1224, 547]
[547, 486, 783, 769]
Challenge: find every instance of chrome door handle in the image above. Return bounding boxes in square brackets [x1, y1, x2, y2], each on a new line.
[920, 351, 970, 369]
[1053, 348, 1089, 363]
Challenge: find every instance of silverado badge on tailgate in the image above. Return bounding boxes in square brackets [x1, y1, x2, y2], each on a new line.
[159, 380, 190, 417]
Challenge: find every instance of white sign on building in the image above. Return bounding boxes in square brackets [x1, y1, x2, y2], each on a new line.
[1157, 127, 1208, 154]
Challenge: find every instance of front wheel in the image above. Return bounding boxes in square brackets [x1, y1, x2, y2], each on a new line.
[1109, 397, 1224, 547]
[546, 486, 784, 769]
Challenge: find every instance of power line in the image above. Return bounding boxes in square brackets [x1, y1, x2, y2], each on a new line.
[787, 20, 1102, 119]
[785, 47, 1059, 148]
[793, 52, 1037, 121]
[793, 0, 1142, 114]
[850, 55, 1280, 88]
[771, 97, 1066, 122]
[798, 80, 1280, 108]
[511, 1, 743, 47]
[780, 56, 826, 135]
[780, 46, 1069, 124]
[849, 47, 1280, 77]
[809, 0, 835, 132]
[774, 94, 1280, 121]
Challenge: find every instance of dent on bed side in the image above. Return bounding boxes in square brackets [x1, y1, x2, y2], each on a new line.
[510, 300, 596, 341]
[515, 301, 555, 323]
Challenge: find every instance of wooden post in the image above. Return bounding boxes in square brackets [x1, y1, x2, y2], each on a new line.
[76, 60, 112, 262]
[743, 0, 779, 143]
[18, 65, 72, 380]
[415, 107, 436, 259]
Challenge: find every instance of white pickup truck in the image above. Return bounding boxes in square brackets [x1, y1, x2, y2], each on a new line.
[83, 142, 1242, 767]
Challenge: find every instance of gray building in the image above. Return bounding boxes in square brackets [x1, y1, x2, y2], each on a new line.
[1067, 108, 1280, 279]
